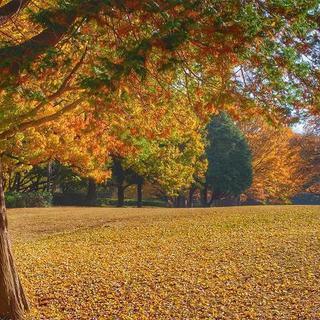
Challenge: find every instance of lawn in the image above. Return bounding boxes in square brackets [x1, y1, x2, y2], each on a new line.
[8, 206, 320, 319]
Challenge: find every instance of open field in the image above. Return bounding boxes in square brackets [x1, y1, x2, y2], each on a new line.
[8, 206, 320, 319]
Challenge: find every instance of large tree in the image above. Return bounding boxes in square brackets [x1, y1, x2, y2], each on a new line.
[204, 113, 252, 205]
[0, 0, 319, 318]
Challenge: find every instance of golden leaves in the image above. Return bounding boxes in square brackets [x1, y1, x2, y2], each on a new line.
[239, 118, 306, 202]
[9, 206, 320, 319]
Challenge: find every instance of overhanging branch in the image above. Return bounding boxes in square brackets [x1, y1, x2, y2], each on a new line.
[11, 46, 87, 125]
[0, 0, 30, 26]
[0, 97, 83, 140]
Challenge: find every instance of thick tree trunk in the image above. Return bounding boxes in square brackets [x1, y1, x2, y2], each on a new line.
[0, 160, 29, 320]
[117, 185, 125, 207]
[137, 183, 143, 208]
[86, 178, 97, 206]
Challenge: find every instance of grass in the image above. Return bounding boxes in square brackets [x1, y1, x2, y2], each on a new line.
[8, 206, 320, 319]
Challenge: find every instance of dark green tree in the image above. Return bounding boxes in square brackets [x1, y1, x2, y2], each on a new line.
[204, 113, 252, 206]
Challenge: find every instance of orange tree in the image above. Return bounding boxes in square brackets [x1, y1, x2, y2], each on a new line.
[0, 1, 319, 318]
[239, 118, 306, 202]
[291, 121, 320, 195]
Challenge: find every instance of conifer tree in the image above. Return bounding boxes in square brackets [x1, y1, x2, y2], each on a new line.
[204, 113, 252, 205]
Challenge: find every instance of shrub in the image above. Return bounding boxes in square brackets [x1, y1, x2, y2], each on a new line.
[5, 192, 52, 208]
[5, 193, 26, 208]
[52, 193, 88, 206]
[98, 198, 167, 207]
[24, 192, 52, 207]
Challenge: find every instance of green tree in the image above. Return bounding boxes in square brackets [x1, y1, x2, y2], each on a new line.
[204, 113, 252, 205]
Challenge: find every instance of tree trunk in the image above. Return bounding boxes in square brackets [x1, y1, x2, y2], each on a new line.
[175, 195, 181, 208]
[137, 183, 143, 208]
[201, 185, 209, 207]
[175, 195, 186, 208]
[86, 178, 97, 206]
[14, 173, 21, 193]
[47, 161, 53, 193]
[188, 188, 195, 208]
[181, 195, 186, 208]
[117, 185, 125, 207]
[0, 160, 29, 320]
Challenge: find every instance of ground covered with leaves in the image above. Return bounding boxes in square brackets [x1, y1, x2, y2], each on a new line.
[8, 206, 320, 319]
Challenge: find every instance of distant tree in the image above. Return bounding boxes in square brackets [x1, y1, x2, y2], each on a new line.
[239, 118, 307, 203]
[204, 113, 252, 205]
[291, 133, 320, 196]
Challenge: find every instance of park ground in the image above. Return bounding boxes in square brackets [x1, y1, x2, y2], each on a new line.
[8, 206, 320, 319]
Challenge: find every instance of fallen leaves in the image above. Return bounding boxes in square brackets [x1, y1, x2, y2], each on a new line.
[8, 206, 320, 319]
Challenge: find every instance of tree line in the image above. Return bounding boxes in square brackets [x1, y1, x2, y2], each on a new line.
[4, 113, 319, 208]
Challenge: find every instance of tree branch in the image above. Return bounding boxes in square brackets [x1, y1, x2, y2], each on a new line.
[11, 46, 87, 124]
[0, 0, 30, 25]
[0, 97, 83, 140]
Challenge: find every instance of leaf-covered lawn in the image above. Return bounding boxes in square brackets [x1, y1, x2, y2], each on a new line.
[8, 206, 320, 319]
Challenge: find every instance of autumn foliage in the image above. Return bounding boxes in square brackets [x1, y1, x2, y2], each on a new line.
[9, 206, 320, 319]
[239, 119, 307, 202]
[0, 0, 319, 319]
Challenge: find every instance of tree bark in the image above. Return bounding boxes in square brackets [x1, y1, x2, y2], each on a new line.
[136, 183, 143, 208]
[0, 160, 29, 320]
[117, 185, 125, 207]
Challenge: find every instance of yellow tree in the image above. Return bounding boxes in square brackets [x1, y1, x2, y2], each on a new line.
[291, 129, 320, 196]
[239, 119, 306, 202]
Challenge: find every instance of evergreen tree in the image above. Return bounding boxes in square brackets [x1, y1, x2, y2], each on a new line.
[205, 113, 252, 205]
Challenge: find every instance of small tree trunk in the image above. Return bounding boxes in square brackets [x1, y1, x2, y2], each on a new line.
[0, 160, 29, 320]
[117, 185, 125, 207]
[86, 178, 97, 206]
[175, 195, 186, 208]
[47, 161, 53, 192]
[137, 183, 143, 208]
[15, 173, 21, 193]
[201, 185, 209, 207]
[188, 188, 195, 208]
[181, 195, 186, 208]
[175, 195, 181, 208]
